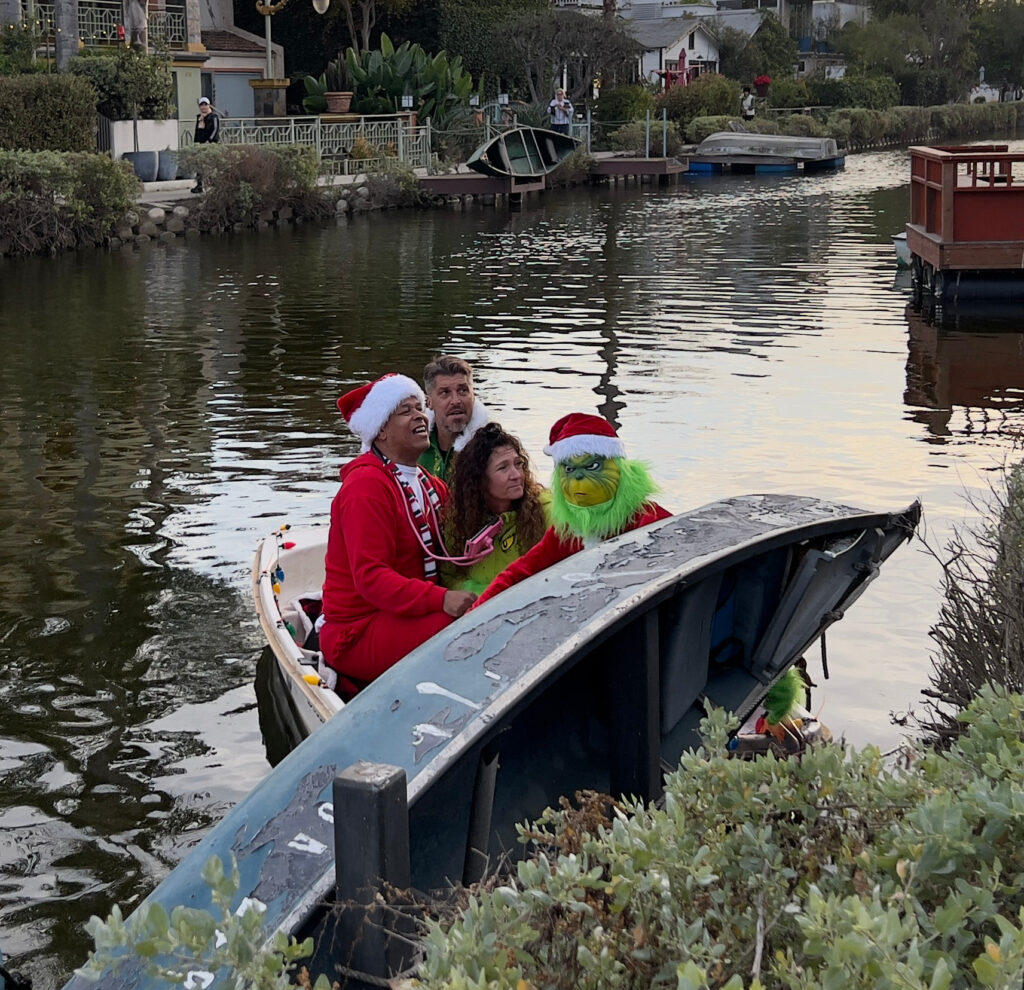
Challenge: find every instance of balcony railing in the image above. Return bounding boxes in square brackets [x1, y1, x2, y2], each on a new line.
[24, 0, 187, 49]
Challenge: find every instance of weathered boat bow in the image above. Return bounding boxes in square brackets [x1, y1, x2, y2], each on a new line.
[64, 494, 920, 990]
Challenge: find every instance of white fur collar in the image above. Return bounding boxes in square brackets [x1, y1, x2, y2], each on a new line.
[426, 400, 490, 453]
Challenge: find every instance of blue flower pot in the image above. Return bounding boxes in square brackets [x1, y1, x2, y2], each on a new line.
[157, 150, 178, 181]
[122, 151, 159, 183]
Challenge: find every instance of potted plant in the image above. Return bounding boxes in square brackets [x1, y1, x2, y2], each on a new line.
[754, 74, 772, 98]
[324, 54, 354, 114]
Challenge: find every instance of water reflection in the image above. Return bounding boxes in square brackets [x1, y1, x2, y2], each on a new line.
[904, 305, 1024, 439]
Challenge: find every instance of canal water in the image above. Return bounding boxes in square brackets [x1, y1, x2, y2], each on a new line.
[2, 143, 1023, 986]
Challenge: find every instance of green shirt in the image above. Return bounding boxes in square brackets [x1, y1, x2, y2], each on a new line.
[418, 426, 456, 484]
[440, 490, 553, 594]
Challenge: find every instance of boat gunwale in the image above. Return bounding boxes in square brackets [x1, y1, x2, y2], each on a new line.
[258, 496, 920, 950]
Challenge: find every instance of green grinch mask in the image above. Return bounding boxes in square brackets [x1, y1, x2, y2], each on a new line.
[558, 454, 621, 507]
[550, 456, 659, 542]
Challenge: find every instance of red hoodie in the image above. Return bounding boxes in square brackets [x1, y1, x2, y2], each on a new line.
[321, 451, 450, 627]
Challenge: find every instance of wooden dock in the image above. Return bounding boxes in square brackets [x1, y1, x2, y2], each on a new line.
[906, 144, 1024, 306]
[589, 154, 689, 184]
[417, 155, 689, 204]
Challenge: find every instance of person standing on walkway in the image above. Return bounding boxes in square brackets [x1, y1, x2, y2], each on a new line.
[740, 86, 756, 122]
[191, 97, 220, 193]
[548, 88, 574, 135]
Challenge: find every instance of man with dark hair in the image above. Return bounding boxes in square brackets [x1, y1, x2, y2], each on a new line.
[419, 355, 489, 483]
[320, 373, 477, 697]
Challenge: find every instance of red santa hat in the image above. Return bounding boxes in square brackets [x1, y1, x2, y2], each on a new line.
[337, 374, 424, 452]
[543, 412, 626, 463]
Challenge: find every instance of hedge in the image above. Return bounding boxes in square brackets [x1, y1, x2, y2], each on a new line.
[0, 150, 138, 256]
[0, 74, 97, 151]
[684, 99, 1024, 152]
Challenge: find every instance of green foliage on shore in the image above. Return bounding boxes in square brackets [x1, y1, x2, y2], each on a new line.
[418, 688, 1024, 989]
[0, 149, 138, 256]
[680, 99, 1024, 152]
[67, 47, 175, 122]
[921, 461, 1024, 743]
[177, 144, 336, 228]
[657, 74, 740, 133]
[0, 74, 97, 152]
[608, 119, 684, 158]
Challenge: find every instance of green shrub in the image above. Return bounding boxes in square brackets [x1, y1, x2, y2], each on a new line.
[0, 149, 138, 255]
[419, 687, 1024, 989]
[0, 74, 97, 151]
[767, 76, 810, 109]
[547, 146, 595, 187]
[176, 143, 334, 227]
[769, 112, 829, 137]
[68, 47, 174, 121]
[592, 84, 655, 127]
[809, 74, 899, 110]
[607, 118, 683, 157]
[362, 161, 434, 209]
[657, 73, 740, 132]
[0, 20, 45, 74]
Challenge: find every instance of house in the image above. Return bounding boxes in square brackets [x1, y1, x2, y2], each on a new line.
[13, 0, 282, 121]
[629, 15, 721, 86]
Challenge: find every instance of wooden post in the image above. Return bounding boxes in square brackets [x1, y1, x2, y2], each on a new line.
[333, 762, 413, 986]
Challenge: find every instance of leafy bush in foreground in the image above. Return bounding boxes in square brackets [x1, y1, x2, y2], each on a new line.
[419, 687, 1024, 989]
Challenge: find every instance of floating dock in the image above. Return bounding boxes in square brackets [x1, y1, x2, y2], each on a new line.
[906, 144, 1024, 307]
[417, 155, 689, 206]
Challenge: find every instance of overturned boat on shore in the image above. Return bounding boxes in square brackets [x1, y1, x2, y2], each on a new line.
[689, 130, 845, 173]
[67, 494, 919, 990]
[466, 126, 580, 179]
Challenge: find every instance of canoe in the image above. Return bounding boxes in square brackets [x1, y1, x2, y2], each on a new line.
[690, 130, 845, 172]
[466, 126, 580, 179]
[253, 524, 342, 739]
[66, 494, 919, 990]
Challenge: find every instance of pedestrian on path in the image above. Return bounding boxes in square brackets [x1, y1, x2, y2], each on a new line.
[192, 97, 220, 193]
[548, 88, 573, 135]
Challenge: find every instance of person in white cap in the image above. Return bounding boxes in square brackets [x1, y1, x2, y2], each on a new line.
[320, 374, 477, 698]
[474, 411, 671, 607]
[191, 97, 219, 193]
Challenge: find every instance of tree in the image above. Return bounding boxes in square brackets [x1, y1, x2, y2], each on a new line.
[505, 8, 639, 104]
[332, 0, 417, 52]
[971, 0, 1024, 88]
[715, 12, 797, 84]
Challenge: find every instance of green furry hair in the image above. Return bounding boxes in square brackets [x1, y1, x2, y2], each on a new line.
[763, 667, 805, 725]
[549, 458, 660, 542]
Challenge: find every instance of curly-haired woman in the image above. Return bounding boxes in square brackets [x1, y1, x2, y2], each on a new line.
[441, 423, 550, 594]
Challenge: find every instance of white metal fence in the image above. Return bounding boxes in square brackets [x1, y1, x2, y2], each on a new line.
[177, 115, 433, 174]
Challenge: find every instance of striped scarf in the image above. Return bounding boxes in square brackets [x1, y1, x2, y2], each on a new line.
[380, 453, 445, 581]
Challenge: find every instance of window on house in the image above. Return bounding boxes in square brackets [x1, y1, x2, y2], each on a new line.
[688, 32, 695, 49]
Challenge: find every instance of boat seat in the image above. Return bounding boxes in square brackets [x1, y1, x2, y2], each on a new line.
[281, 593, 322, 647]
[491, 140, 511, 174]
[542, 136, 558, 167]
[659, 574, 722, 732]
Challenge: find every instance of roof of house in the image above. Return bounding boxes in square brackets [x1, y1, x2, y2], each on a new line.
[629, 14, 712, 50]
[201, 29, 265, 53]
[702, 8, 765, 39]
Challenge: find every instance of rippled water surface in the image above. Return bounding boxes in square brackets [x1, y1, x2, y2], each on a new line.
[2, 144, 1024, 986]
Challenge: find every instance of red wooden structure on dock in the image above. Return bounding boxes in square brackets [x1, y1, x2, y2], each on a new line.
[907, 144, 1024, 305]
